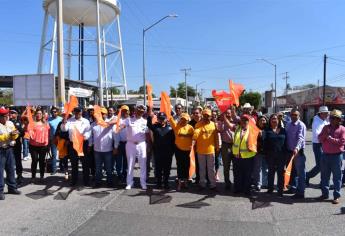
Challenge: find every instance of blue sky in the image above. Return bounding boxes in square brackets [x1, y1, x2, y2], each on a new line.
[1, 0, 345, 97]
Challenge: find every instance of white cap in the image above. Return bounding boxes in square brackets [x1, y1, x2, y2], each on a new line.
[318, 106, 329, 114]
[87, 105, 94, 110]
[243, 103, 252, 109]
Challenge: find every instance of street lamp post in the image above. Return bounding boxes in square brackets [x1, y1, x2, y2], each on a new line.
[143, 14, 178, 106]
[195, 81, 205, 104]
[257, 59, 277, 112]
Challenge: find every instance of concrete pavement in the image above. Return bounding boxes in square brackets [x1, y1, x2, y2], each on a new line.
[1, 131, 345, 236]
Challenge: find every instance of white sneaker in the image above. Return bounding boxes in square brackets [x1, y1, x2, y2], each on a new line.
[141, 185, 147, 190]
[125, 185, 132, 190]
[23, 157, 29, 161]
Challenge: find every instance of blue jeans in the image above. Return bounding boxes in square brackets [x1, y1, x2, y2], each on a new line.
[0, 148, 17, 193]
[292, 152, 306, 195]
[115, 142, 127, 179]
[307, 143, 322, 179]
[252, 154, 267, 187]
[321, 153, 343, 199]
[50, 143, 58, 172]
[94, 151, 113, 185]
[22, 138, 29, 158]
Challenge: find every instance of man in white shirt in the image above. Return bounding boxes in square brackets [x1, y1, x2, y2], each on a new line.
[114, 105, 130, 183]
[123, 105, 149, 190]
[306, 106, 329, 186]
[61, 107, 91, 186]
[89, 108, 116, 187]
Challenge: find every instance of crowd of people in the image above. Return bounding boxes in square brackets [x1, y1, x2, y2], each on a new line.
[0, 103, 345, 205]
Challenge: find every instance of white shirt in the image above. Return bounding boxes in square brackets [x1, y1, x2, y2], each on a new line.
[114, 117, 128, 148]
[312, 115, 329, 143]
[125, 116, 148, 143]
[61, 117, 91, 141]
[89, 123, 116, 152]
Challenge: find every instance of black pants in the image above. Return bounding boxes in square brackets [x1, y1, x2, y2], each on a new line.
[29, 145, 48, 178]
[69, 142, 90, 186]
[154, 150, 173, 184]
[267, 154, 286, 194]
[233, 157, 254, 194]
[87, 142, 95, 177]
[13, 141, 22, 177]
[175, 147, 190, 180]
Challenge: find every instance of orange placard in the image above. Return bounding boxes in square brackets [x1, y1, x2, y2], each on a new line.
[146, 83, 153, 108]
[189, 145, 196, 179]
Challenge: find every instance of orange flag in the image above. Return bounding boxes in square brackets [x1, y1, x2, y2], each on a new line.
[229, 80, 244, 107]
[212, 90, 232, 112]
[26, 106, 34, 132]
[160, 92, 172, 119]
[189, 145, 196, 179]
[284, 154, 296, 190]
[146, 83, 153, 108]
[72, 127, 84, 156]
[64, 95, 78, 120]
[56, 137, 68, 158]
[115, 108, 122, 131]
[93, 105, 108, 127]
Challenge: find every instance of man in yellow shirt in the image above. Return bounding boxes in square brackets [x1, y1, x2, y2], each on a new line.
[192, 109, 219, 189]
[0, 107, 21, 200]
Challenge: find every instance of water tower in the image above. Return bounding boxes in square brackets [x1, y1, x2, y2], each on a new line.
[38, 0, 128, 106]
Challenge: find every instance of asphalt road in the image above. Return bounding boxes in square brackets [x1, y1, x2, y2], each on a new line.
[1, 131, 345, 236]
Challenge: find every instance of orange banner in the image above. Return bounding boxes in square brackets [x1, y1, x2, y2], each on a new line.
[160, 92, 172, 119]
[189, 145, 196, 179]
[72, 127, 84, 156]
[93, 105, 108, 127]
[146, 83, 153, 108]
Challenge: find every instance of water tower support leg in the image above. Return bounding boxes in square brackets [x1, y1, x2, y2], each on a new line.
[116, 15, 128, 100]
[96, 0, 104, 106]
[38, 10, 49, 74]
[49, 19, 57, 74]
[102, 28, 109, 107]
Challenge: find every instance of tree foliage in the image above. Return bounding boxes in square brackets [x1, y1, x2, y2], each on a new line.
[239, 92, 261, 109]
[169, 82, 196, 99]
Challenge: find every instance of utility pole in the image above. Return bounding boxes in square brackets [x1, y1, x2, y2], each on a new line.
[323, 54, 327, 105]
[181, 68, 191, 112]
[282, 72, 289, 95]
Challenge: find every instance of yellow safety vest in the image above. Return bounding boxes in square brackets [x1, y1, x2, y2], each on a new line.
[232, 128, 256, 159]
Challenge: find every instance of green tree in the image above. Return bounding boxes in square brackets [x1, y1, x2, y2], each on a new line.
[109, 87, 121, 95]
[240, 92, 261, 109]
[0, 89, 13, 105]
[169, 82, 196, 99]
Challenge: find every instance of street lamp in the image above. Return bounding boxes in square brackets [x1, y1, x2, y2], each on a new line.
[257, 58, 277, 112]
[143, 14, 178, 106]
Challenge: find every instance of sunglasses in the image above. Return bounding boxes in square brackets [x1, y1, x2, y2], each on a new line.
[291, 114, 298, 117]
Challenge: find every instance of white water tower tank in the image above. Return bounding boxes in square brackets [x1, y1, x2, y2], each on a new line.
[43, 0, 120, 26]
[38, 0, 128, 106]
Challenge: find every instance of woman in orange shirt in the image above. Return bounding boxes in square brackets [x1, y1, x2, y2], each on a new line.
[29, 108, 50, 181]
